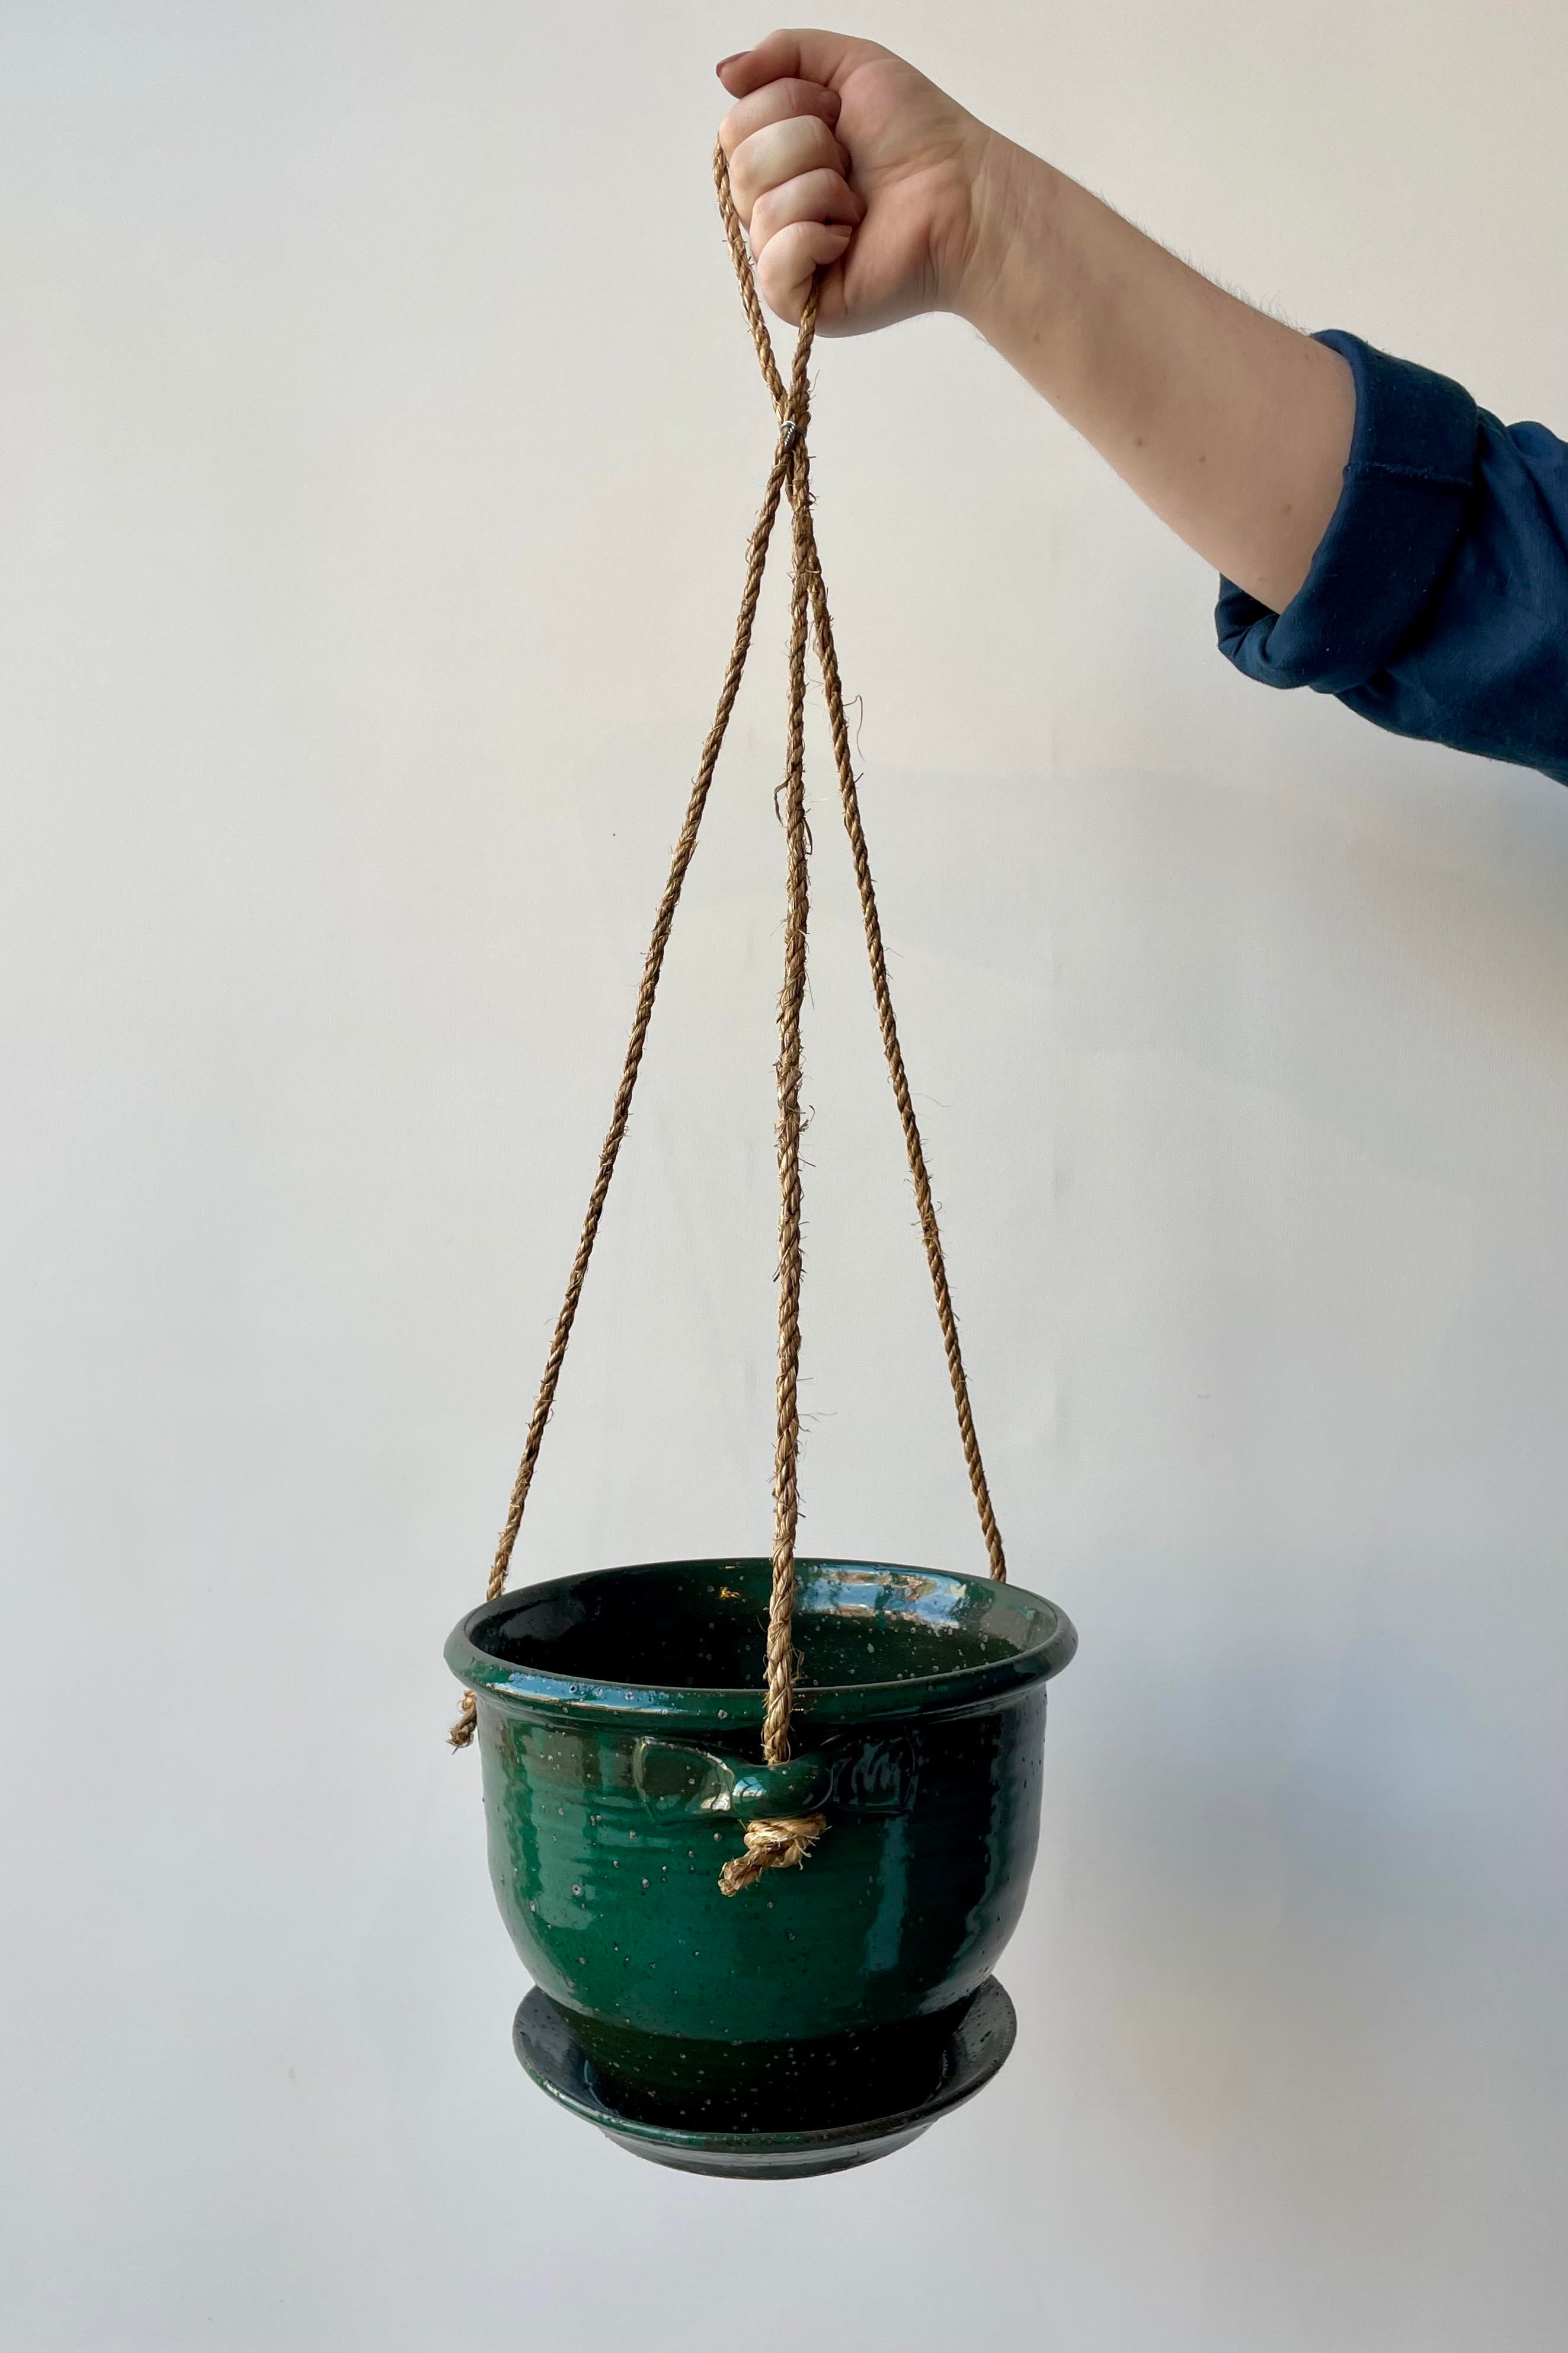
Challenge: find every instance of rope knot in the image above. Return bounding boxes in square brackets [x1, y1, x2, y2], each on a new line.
[718, 1812, 827, 1897]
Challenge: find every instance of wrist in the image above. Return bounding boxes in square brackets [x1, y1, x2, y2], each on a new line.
[949, 135, 1064, 342]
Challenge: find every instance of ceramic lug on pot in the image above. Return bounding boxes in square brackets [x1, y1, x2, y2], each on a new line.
[446, 1556, 1075, 2162]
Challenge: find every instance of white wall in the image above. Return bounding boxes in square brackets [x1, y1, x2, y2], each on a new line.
[2, 4, 1565, 2348]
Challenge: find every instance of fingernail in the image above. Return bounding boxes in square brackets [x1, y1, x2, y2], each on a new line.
[715, 52, 745, 72]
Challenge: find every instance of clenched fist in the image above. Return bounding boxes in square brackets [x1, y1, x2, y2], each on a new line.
[714, 28, 1352, 615]
[717, 31, 1002, 333]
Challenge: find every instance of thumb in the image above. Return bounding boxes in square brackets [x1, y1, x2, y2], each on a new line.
[717, 28, 891, 98]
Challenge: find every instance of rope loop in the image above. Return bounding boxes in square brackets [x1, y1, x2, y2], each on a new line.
[453, 148, 1010, 1904]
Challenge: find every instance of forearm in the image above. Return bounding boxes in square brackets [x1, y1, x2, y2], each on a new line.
[958, 140, 1355, 612]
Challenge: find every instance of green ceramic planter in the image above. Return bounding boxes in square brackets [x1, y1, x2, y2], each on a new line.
[446, 1556, 1076, 2111]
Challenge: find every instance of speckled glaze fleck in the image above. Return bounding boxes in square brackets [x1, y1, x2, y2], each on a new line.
[445, 1558, 1076, 2106]
[513, 1977, 1020, 2177]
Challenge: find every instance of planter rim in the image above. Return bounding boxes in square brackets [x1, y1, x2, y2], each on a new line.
[445, 1555, 1077, 1732]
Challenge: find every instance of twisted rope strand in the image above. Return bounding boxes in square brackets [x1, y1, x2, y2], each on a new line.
[449, 402, 801, 1749]
[802, 553, 1007, 1581]
[454, 148, 1007, 1822]
[762, 286, 820, 1772]
[715, 142, 789, 411]
[712, 149, 1006, 1587]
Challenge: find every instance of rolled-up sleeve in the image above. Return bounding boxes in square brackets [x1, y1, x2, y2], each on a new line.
[1216, 330, 1568, 787]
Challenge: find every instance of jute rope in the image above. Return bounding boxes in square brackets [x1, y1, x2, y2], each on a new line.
[453, 145, 1007, 1899]
[718, 142, 1006, 1601]
[760, 286, 816, 1785]
[718, 1814, 827, 1897]
[447, 334, 796, 1755]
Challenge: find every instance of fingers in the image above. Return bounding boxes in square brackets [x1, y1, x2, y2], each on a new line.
[752, 165, 862, 247]
[715, 31, 891, 324]
[718, 74, 840, 158]
[727, 113, 848, 225]
[754, 218, 853, 325]
[716, 28, 889, 99]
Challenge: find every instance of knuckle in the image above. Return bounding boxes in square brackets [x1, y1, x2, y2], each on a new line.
[724, 104, 843, 234]
[757, 235, 804, 322]
[727, 141, 762, 209]
[729, 121, 788, 204]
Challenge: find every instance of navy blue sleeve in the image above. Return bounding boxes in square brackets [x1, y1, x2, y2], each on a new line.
[1215, 330, 1568, 788]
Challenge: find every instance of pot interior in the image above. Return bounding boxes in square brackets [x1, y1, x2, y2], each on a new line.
[462, 1556, 1072, 1700]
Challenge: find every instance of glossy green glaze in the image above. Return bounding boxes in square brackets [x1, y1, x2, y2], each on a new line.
[513, 1977, 1019, 2178]
[446, 1558, 1075, 2096]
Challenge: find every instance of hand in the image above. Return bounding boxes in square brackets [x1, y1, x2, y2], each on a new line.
[719, 27, 1352, 613]
[717, 30, 999, 333]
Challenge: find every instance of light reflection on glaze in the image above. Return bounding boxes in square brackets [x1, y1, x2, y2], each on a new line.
[450, 1558, 1076, 2102]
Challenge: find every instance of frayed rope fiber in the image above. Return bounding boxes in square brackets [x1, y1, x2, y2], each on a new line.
[719, 1815, 828, 1897]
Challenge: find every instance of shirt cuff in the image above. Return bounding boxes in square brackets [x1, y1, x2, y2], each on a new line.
[1215, 330, 1479, 695]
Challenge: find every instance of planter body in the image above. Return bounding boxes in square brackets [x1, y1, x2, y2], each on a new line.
[446, 1557, 1075, 2098]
